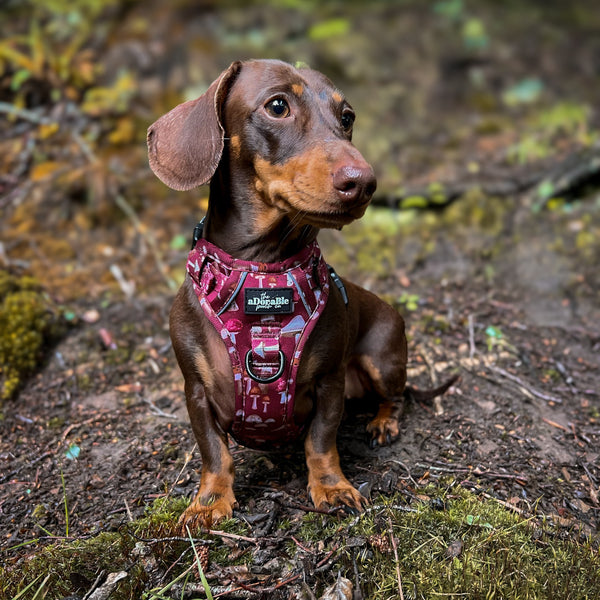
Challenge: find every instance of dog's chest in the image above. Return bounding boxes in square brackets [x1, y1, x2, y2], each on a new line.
[187, 238, 330, 448]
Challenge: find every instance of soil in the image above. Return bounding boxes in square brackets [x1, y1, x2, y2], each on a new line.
[1, 0, 599, 574]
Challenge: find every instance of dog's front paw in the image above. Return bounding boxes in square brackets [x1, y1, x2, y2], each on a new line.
[366, 414, 400, 448]
[179, 494, 236, 532]
[309, 478, 367, 514]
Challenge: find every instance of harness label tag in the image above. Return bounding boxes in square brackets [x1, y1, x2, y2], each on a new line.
[244, 288, 294, 314]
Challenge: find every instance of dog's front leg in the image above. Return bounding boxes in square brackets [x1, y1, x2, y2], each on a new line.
[178, 379, 236, 531]
[305, 376, 366, 513]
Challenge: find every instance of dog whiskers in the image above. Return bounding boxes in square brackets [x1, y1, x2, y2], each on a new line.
[280, 210, 307, 244]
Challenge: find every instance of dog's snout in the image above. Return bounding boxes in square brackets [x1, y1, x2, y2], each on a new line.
[332, 164, 376, 203]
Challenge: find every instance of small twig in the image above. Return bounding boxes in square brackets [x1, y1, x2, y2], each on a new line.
[213, 574, 302, 598]
[387, 517, 404, 600]
[290, 536, 313, 553]
[82, 571, 106, 600]
[206, 529, 259, 544]
[114, 193, 177, 290]
[61, 415, 105, 443]
[143, 396, 178, 419]
[0, 450, 54, 484]
[542, 418, 569, 432]
[416, 461, 528, 485]
[385, 458, 419, 486]
[71, 130, 97, 164]
[124, 499, 133, 522]
[315, 547, 339, 571]
[268, 573, 302, 592]
[0, 101, 55, 125]
[347, 504, 416, 528]
[487, 364, 562, 404]
[481, 492, 526, 515]
[274, 497, 340, 516]
[170, 443, 197, 490]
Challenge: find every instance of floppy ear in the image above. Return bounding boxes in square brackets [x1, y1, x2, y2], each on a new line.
[147, 61, 242, 191]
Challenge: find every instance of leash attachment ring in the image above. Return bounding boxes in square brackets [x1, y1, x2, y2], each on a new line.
[245, 349, 285, 384]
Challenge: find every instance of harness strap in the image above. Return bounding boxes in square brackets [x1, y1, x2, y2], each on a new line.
[186, 226, 330, 448]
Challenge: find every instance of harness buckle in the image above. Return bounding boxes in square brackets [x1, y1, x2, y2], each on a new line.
[245, 349, 286, 384]
[191, 218, 206, 249]
[328, 265, 348, 306]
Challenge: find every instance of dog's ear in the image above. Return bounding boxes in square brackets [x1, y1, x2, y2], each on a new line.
[147, 61, 242, 191]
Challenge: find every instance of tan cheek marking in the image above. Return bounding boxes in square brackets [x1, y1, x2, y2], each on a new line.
[292, 83, 304, 97]
[253, 204, 283, 236]
[254, 149, 332, 207]
[332, 91, 343, 103]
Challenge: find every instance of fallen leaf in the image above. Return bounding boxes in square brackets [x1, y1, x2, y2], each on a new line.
[115, 382, 142, 393]
[30, 161, 67, 182]
[319, 574, 353, 600]
[446, 539, 463, 559]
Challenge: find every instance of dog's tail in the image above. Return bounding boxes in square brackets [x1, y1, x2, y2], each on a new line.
[404, 374, 460, 404]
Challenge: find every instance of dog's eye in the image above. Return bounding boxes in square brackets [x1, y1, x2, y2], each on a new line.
[265, 98, 290, 118]
[341, 110, 355, 132]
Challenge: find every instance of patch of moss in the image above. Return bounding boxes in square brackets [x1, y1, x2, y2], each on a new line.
[3, 487, 599, 599]
[0, 270, 66, 400]
[0, 496, 257, 600]
[1, 530, 139, 599]
[1, 497, 186, 600]
[293, 485, 600, 599]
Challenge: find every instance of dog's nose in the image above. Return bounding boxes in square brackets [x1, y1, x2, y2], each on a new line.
[332, 164, 377, 203]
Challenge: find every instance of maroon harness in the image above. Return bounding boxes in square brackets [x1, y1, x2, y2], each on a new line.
[186, 225, 338, 448]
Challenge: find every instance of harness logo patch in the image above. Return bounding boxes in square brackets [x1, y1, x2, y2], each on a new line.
[244, 288, 294, 314]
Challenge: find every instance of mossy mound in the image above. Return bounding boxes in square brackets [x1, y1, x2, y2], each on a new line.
[3, 487, 599, 599]
[0, 270, 66, 400]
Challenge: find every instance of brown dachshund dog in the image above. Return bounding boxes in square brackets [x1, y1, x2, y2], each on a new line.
[148, 59, 455, 529]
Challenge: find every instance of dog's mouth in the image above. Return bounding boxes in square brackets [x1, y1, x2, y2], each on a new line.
[299, 203, 370, 228]
[260, 178, 373, 230]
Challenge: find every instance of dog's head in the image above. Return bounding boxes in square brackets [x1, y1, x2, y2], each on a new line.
[148, 59, 376, 228]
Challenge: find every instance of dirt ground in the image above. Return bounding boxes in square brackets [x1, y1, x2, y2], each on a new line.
[2, 196, 599, 554]
[1, 0, 600, 571]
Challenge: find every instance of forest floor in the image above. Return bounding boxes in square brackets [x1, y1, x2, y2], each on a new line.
[1, 1, 599, 598]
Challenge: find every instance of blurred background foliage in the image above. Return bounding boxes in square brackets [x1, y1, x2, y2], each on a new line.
[0, 0, 599, 372]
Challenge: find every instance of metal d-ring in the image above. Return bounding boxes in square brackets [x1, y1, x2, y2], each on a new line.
[245, 350, 285, 384]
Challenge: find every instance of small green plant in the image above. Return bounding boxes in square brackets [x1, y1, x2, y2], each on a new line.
[60, 469, 70, 538]
[0, 0, 120, 108]
[508, 101, 596, 164]
[398, 292, 420, 311]
[188, 526, 214, 600]
[484, 324, 504, 351]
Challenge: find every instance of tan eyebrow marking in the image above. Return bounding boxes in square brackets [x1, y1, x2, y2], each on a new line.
[292, 83, 304, 97]
[332, 91, 343, 103]
[230, 135, 241, 158]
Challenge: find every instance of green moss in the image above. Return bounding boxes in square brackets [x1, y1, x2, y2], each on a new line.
[1, 531, 139, 599]
[3, 488, 599, 599]
[0, 271, 66, 400]
[293, 486, 600, 599]
[0, 495, 254, 599]
[1, 497, 187, 600]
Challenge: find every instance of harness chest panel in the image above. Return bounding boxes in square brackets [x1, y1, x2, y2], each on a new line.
[187, 239, 330, 448]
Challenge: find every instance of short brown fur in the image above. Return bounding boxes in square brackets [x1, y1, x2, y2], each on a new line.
[148, 59, 456, 529]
